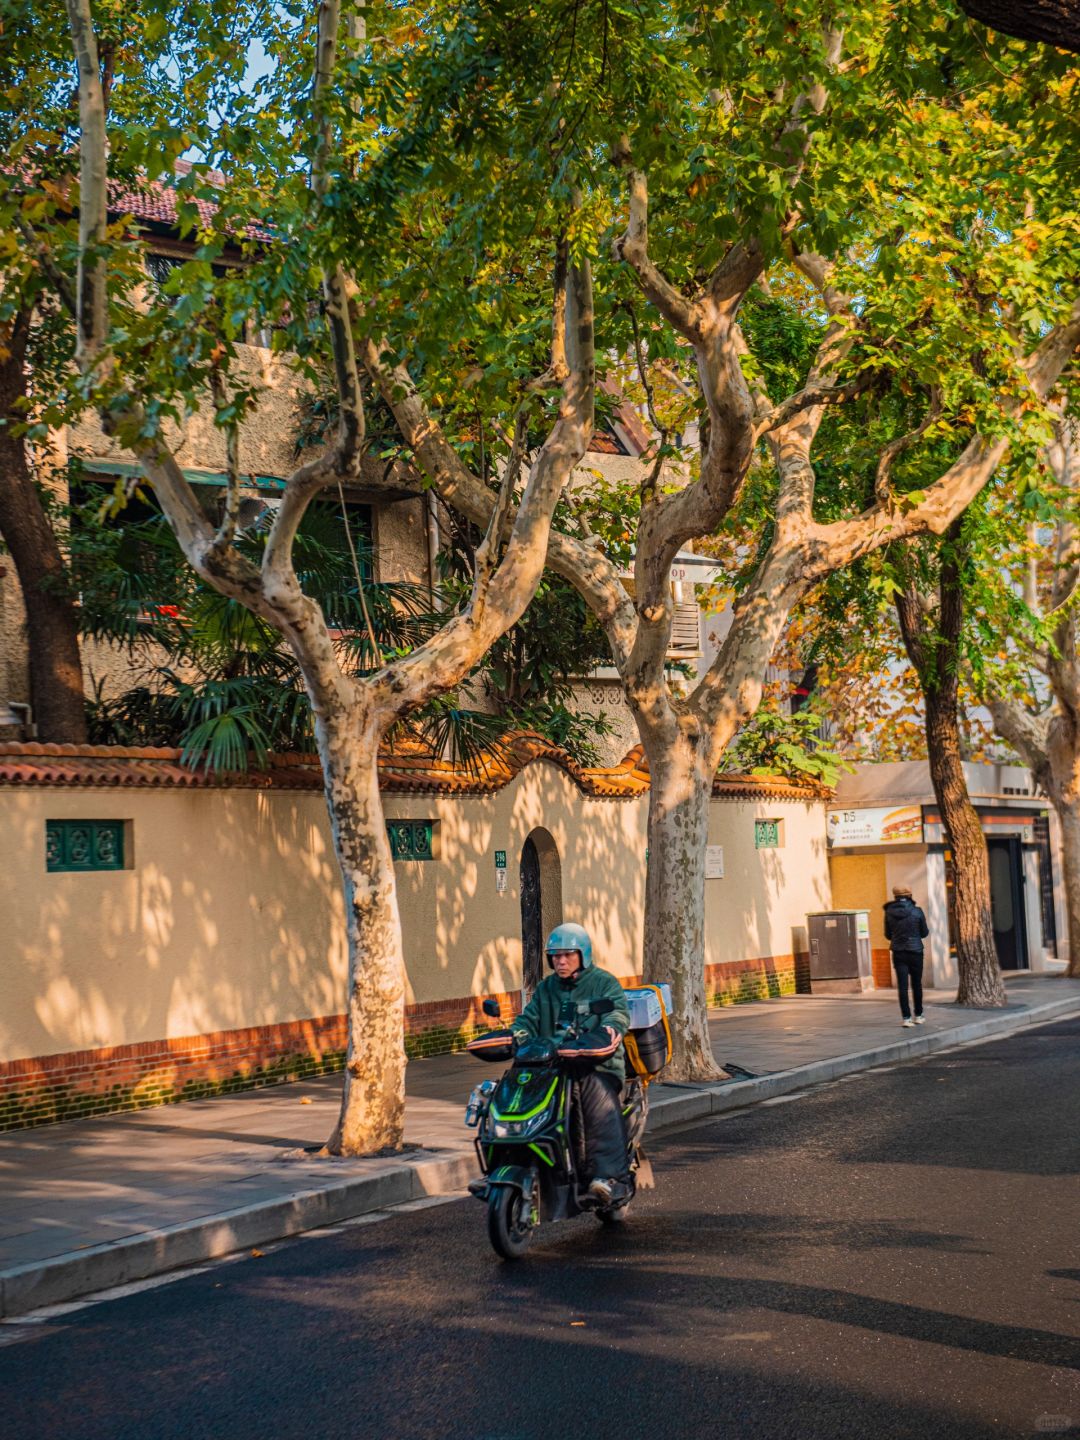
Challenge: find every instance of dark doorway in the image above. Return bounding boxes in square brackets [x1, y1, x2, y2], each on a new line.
[520, 838, 543, 995]
[519, 828, 562, 998]
[987, 836, 1028, 971]
[1033, 815, 1058, 958]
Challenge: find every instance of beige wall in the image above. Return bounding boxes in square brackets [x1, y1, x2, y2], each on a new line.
[707, 801, 832, 962]
[0, 766, 831, 1063]
[829, 853, 889, 948]
[67, 342, 311, 481]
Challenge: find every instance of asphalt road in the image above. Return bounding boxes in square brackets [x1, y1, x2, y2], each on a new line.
[4, 1017, 1080, 1440]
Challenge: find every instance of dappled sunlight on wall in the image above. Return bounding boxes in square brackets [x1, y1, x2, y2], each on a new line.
[33, 975, 115, 1054]
[705, 802, 831, 970]
[2, 789, 349, 1061]
[3, 756, 831, 1065]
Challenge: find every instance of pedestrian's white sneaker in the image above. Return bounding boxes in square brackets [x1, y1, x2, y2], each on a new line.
[914, 1014, 926, 1025]
[901, 1018, 915, 1028]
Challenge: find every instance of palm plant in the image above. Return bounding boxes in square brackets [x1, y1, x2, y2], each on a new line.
[69, 485, 612, 771]
[72, 488, 441, 769]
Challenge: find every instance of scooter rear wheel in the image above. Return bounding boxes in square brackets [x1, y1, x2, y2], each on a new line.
[487, 1185, 534, 1260]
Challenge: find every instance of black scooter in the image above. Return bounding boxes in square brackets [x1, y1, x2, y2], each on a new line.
[464, 997, 653, 1259]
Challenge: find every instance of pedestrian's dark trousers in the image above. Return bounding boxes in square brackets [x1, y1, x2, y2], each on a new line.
[893, 951, 924, 1020]
[576, 1071, 628, 1182]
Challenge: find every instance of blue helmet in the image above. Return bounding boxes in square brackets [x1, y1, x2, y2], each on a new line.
[545, 922, 593, 970]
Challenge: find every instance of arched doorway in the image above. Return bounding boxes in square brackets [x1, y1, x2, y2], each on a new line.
[520, 828, 563, 997]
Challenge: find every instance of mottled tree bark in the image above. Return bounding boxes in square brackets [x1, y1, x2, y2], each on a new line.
[989, 702, 1080, 978]
[62, 0, 595, 1155]
[639, 721, 721, 1080]
[0, 313, 87, 743]
[896, 530, 1005, 1007]
[1050, 746, 1080, 978]
[987, 416, 1080, 978]
[319, 709, 407, 1153]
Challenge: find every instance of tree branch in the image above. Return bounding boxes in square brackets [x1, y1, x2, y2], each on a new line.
[312, 0, 364, 478]
[805, 294, 1080, 575]
[875, 390, 943, 505]
[987, 695, 1054, 793]
[207, 365, 242, 558]
[371, 257, 598, 719]
[613, 158, 704, 343]
[527, 236, 569, 390]
[261, 0, 368, 597]
[753, 373, 873, 445]
[472, 410, 527, 612]
[63, 0, 108, 367]
[362, 306, 638, 671]
[15, 216, 77, 316]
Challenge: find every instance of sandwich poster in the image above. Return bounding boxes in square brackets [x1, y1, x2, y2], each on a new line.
[826, 805, 924, 847]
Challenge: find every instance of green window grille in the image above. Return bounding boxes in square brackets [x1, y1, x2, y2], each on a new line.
[754, 818, 782, 850]
[47, 820, 125, 872]
[387, 820, 434, 861]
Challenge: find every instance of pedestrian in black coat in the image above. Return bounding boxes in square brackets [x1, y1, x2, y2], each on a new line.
[883, 887, 929, 1028]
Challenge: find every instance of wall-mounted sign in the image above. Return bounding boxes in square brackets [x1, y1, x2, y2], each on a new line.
[826, 806, 923, 848]
[705, 845, 725, 879]
[494, 851, 507, 869]
[495, 870, 508, 894]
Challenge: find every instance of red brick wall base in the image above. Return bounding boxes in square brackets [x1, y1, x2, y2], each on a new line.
[0, 993, 526, 1133]
[872, 948, 895, 988]
[1, 959, 818, 1132]
[706, 953, 810, 1005]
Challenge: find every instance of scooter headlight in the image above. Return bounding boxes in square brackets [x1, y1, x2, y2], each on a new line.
[492, 1119, 527, 1138]
[491, 1107, 552, 1139]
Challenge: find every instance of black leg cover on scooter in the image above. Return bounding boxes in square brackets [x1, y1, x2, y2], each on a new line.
[577, 1071, 629, 1182]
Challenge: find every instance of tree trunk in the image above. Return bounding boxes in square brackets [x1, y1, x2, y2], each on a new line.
[1055, 799, 1080, 978]
[0, 314, 88, 743]
[896, 529, 1005, 1008]
[1047, 721, 1080, 978]
[924, 684, 1006, 1005]
[640, 723, 727, 1082]
[320, 711, 407, 1155]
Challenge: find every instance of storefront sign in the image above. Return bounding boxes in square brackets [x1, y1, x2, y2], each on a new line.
[826, 805, 923, 848]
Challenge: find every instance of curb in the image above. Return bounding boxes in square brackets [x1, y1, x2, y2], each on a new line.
[645, 989, 1080, 1131]
[4, 992, 1079, 1319]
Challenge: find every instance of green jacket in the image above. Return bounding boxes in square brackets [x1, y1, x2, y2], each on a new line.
[512, 965, 631, 1082]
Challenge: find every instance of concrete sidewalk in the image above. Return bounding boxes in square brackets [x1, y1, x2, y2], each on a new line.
[3, 972, 1079, 1319]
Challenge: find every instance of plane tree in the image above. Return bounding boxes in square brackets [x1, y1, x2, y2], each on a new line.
[981, 413, 1080, 976]
[358, 0, 1080, 1075]
[39, 0, 598, 1153]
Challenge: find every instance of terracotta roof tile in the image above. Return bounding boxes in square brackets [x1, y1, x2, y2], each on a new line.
[0, 736, 828, 801]
[111, 161, 272, 243]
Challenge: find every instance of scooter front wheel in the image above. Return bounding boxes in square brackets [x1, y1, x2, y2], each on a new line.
[487, 1185, 534, 1260]
[596, 1202, 630, 1225]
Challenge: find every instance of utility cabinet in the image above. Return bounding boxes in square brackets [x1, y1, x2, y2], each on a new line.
[806, 910, 874, 993]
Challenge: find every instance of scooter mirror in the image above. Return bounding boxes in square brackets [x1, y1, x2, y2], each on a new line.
[481, 998, 501, 1018]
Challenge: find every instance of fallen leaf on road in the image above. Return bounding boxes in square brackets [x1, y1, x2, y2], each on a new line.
[570, 1321, 585, 1327]
[250, 1248, 265, 1258]
[300, 1097, 313, 1105]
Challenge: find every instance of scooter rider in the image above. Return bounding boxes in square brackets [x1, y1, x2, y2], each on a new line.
[511, 923, 632, 1204]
